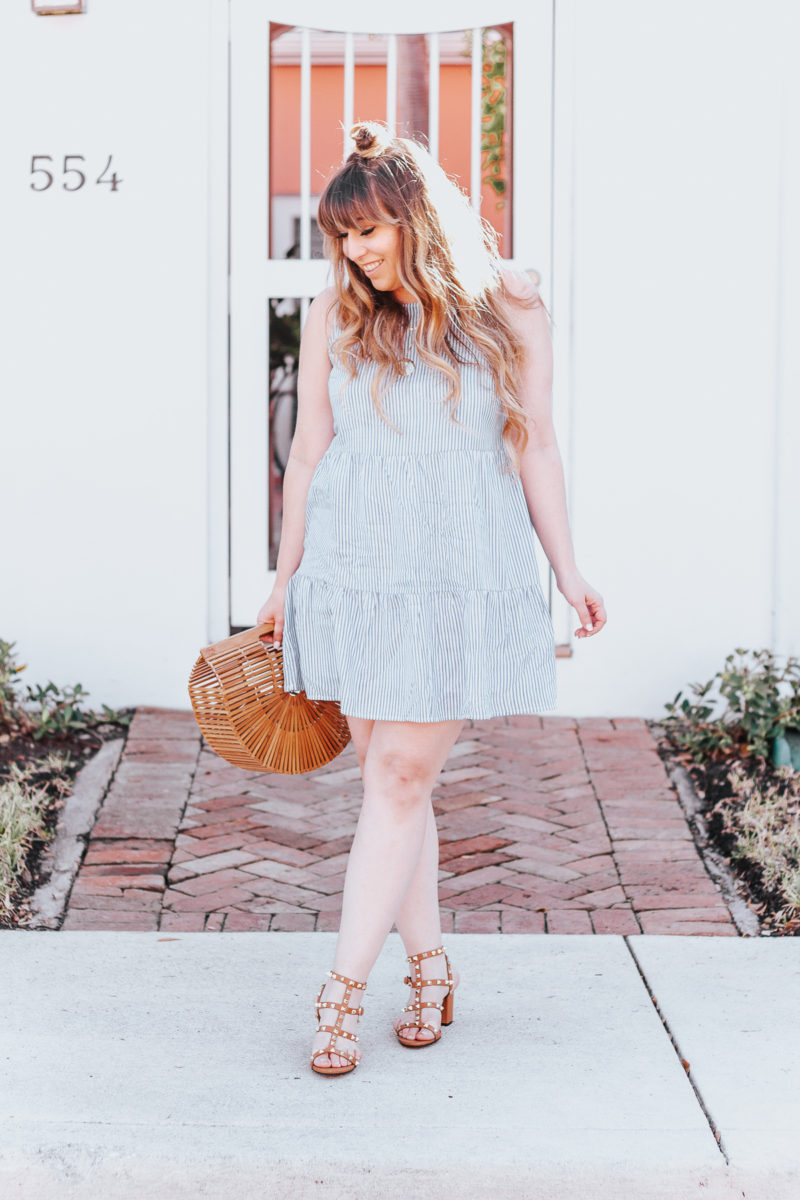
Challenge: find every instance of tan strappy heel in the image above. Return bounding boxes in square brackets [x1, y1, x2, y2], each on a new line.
[395, 944, 456, 1048]
[310, 969, 367, 1076]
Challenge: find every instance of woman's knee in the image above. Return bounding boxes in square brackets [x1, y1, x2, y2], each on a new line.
[365, 749, 435, 806]
[361, 719, 465, 807]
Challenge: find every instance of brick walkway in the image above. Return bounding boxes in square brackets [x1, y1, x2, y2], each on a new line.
[62, 708, 738, 935]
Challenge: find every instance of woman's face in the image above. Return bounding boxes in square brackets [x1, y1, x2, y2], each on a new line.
[337, 221, 415, 302]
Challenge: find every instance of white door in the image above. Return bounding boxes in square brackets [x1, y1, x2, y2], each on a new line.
[230, 0, 558, 635]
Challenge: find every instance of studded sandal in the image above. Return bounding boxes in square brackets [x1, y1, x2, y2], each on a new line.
[310, 969, 367, 1076]
[394, 944, 456, 1048]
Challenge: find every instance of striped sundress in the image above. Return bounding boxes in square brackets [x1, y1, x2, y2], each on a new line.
[280, 300, 558, 722]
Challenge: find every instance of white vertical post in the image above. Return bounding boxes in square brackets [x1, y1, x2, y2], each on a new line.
[206, 0, 230, 641]
[470, 26, 482, 210]
[343, 30, 354, 156]
[231, 2, 272, 624]
[300, 26, 311, 260]
[428, 31, 440, 160]
[386, 33, 397, 135]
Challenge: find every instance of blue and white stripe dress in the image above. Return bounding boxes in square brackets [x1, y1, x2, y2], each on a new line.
[280, 301, 557, 722]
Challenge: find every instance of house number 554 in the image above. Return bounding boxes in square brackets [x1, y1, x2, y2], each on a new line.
[30, 154, 122, 192]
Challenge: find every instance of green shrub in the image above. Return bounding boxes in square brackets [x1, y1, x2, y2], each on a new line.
[0, 639, 130, 742]
[662, 648, 800, 764]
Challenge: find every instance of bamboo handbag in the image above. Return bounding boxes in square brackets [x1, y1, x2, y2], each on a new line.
[187, 622, 351, 774]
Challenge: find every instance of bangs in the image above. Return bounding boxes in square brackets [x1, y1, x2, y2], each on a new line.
[318, 165, 397, 236]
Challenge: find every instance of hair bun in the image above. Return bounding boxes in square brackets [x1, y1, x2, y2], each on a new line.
[349, 121, 392, 160]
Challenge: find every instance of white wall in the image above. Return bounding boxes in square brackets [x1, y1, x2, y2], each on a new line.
[0, 0, 220, 711]
[554, 0, 798, 717]
[0, 0, 797, 717]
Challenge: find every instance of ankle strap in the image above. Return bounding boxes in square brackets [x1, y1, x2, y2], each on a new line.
[327, 969, 367, 990]
[406, 945, 447, 965]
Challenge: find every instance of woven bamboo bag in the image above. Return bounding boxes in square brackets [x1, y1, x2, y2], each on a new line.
[187, 622, 351, 774]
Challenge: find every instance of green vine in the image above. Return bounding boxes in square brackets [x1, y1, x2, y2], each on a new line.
[481, 33, 508, 206]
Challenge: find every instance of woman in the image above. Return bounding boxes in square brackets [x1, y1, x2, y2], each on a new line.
[257, 122, 606, 1076]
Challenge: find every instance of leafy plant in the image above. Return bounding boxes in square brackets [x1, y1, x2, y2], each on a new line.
[0, 638, 27, 730]
[662, 648, 800, 764]
[481, 34, 508, 204]
[0, 639, 131, 742]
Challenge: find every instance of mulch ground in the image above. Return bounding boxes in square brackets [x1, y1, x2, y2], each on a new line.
[0, 718, 132, 930]
[50, 707, 749, 935]
[654, 736, 800, 937]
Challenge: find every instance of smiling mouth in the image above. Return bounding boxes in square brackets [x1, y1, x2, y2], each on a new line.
[360, 261, 382, 275]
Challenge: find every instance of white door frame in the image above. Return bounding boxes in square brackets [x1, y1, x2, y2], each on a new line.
[229, 0, 569, 642]
[207, 0, 232, 645]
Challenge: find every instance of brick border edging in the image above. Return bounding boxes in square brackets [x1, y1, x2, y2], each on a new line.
[28, 737, 126, 929]
[63, 708, 203, 930]
[647, 721, 761, 937]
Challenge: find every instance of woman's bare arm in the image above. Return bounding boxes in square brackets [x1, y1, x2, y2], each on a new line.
[502, 273, 606, 638]
[257, 288, 336, 636]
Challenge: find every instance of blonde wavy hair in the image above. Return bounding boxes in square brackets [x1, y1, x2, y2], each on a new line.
[316, 121, 544, 475]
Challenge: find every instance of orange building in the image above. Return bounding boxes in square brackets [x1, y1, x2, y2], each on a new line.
[269, 27, 512, 258]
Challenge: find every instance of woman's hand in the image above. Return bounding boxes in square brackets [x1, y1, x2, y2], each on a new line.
[556, 570, 607, 639]
[256, 584, 286, 648]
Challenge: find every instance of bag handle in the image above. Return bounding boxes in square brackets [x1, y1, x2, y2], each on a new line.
[199, 621, 276, 662]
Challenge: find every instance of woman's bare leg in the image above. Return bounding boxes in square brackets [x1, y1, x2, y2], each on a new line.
[311, 715, 464, 1069]
[337, 720, 461, 1047]
[392, 800, 460, 1043]
[393, 801, 442, 947]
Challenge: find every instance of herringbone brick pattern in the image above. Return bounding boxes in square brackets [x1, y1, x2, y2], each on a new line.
[63, 708, 737, 935]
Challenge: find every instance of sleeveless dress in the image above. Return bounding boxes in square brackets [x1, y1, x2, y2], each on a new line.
[280, 301, 558, 722]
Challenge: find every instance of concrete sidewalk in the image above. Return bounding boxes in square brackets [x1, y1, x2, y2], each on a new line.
[2, 931, 798, 1199]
